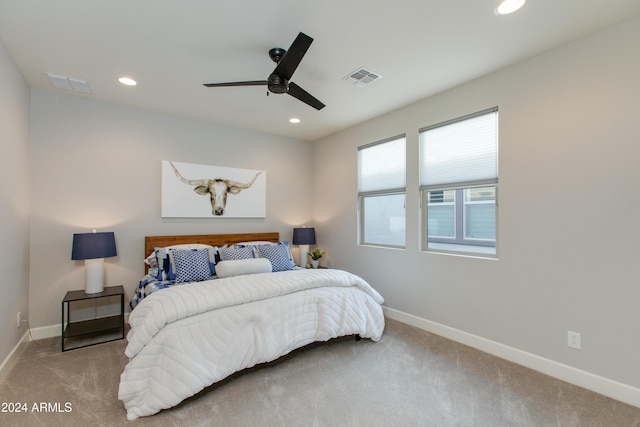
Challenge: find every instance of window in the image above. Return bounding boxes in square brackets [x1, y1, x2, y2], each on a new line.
[419, 108, 498, 255]
[358, 136, 406, 248]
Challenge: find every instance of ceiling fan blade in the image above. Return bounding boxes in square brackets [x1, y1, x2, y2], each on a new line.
[203, 80, 267, 87]
[273, 32, 313, 80]
[288, 82, 325, 110]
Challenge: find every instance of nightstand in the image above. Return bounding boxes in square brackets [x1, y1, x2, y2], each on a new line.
[61, 285, 125, 352]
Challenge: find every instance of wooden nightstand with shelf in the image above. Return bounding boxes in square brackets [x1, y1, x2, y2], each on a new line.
[61, 285, 125, 352]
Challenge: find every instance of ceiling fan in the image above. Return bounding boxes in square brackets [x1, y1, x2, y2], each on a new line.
[203, 32, 325, 110]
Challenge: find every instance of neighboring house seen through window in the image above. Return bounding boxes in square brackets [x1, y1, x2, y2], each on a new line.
[358, 136, 406, 248]
[419, 108, 498, 255]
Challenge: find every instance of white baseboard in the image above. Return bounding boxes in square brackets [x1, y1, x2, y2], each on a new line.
[29, 324, 61, 340]
[383, 306, 640, 409]
[0, 330, 30, 383]
[30, 312, 130, 340]
[1, 312, 131, 379]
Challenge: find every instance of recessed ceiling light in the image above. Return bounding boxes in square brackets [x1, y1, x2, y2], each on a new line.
[118, 76, 137, 86]
[495, 0, 526, 15]
[289, 118, 301, 124]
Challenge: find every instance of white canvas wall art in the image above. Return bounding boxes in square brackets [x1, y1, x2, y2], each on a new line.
[161, 160, 266, 218]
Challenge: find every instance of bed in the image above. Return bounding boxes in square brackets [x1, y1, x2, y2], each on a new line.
[118, 232, 385, 420]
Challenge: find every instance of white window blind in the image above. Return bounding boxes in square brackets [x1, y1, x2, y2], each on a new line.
[419, 108, 498, 189]
[358, 136, 406, 193]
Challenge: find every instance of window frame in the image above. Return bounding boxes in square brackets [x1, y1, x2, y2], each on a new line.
[421, 185, 497, 248]
[357, 135, 407, 249]
[419, 107, 498, 255]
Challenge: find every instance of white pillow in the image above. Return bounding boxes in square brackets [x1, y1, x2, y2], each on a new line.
[215, 258, 272, 278]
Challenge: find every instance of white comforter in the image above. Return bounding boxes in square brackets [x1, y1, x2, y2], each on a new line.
[118, 269, 385, 420]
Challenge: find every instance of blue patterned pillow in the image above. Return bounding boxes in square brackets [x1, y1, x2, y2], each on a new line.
[154, 247, 176, 280]
[172, 249, 212, 283]
[154, 246, 220, 280]
[219, 245, 255, 261]
[257, 241, 295, 272]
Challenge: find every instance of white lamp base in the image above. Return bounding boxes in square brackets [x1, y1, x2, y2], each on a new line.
[84, 258, 105, 294]
[299, 244, 309, 268]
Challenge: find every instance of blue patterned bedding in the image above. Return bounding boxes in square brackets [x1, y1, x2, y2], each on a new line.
[131, 241, 299, 310]
[130, 274, 180, 310]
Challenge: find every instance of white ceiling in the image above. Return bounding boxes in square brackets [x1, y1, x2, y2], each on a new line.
[1, 1, 639, 141]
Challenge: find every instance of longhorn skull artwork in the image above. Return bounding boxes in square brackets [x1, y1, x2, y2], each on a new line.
[167, 161, 263, 217]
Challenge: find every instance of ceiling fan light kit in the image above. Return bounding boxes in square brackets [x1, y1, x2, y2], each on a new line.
[267, 73, 288, 94]
[204, 32, 325, 110]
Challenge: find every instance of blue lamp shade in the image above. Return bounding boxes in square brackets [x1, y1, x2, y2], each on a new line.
[71, 231, 117, 294]
[292, 227, 316, 245]
[292, 227, 316, 267]
[71, 232, 117, 260]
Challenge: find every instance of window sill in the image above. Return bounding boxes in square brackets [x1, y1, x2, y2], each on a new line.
[425, 242, 497, 258]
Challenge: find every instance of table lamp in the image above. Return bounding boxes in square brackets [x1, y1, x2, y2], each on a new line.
[71, 230, 117, 294]
[292, 227, 316, 267]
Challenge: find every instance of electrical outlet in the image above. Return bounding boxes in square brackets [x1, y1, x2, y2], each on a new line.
[568, 331, 581, 349]
[17, 312, 21, 328]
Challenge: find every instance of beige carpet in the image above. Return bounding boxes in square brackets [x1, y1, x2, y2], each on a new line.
[1, 318, 639, 426]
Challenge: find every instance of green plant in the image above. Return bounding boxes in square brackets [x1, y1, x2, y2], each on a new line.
[308, 249, 326, 260]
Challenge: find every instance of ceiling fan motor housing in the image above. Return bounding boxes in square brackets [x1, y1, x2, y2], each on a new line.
[268, 73, 288, 94]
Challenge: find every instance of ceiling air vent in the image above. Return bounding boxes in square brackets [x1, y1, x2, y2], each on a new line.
[46, 73, 92, 94]
[342, 68, 381, 88]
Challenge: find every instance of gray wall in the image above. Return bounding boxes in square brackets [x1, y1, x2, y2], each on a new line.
[28, 90, 313, 329]
[0, 38, 30, 362]
[313, 17, 640, 389]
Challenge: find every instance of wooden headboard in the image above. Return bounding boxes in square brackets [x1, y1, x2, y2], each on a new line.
[144, 232, 280, 261]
